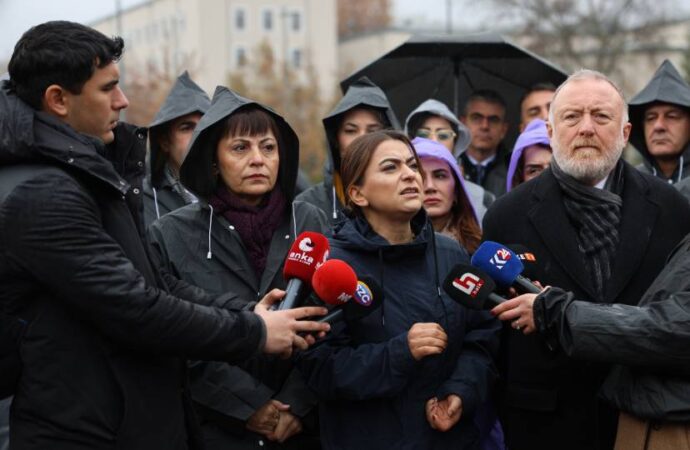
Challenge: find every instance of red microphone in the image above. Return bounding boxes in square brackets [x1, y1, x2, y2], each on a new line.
[278, 232, 330, 310]
[312, 261, 383, 324]
[311, 259, 358, 306]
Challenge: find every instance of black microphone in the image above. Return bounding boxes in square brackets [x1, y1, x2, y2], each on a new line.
[442, 264, 507, 310]
[506, 243, 539, 280]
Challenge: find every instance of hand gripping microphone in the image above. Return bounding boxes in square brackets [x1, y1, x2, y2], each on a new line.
[443, 263, 507, 310]
[278, 232, 330, 310]
[470, 241, 541, 294]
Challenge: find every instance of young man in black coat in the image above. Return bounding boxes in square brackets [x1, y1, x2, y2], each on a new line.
[482, 69, 690, 450]
[0, 21, 329, 450]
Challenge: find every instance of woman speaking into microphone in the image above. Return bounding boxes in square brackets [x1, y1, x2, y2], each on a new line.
[148, 86, 327, 449]
[298, 130, 499, 449]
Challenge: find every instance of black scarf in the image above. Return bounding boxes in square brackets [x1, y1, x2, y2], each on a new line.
[551, 159, 624, 300]
[209, 186, 286, 277]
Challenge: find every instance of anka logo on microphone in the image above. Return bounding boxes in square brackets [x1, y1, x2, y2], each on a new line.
[298, 237, 315, 253]
[289, 237, 316, 266]
[452, 273, 484, 298]
[490, 248, 511, 270]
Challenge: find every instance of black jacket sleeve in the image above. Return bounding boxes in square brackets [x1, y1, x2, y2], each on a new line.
[535, 287, 690, 374]
[2, 171, 265, 362]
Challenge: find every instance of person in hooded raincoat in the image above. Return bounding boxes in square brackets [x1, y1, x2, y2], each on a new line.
[629, 60, 690, 186]
[143, 71, 210, 225]
[505, 118, 552, 192]
[298, 130, 500, 450]
[404, 99, 496, 223]
[295, 77, 399, 223]
[148, 86, 328, 449]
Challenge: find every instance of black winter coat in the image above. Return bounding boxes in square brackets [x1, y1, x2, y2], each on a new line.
[534, 229, 690, 421]
[298, 212, 500, 450]
[482, 163, 690, 450]
[147, 86, 328, 449]
[0, 87, 266, 450]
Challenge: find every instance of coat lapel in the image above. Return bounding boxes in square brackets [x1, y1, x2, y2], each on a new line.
[212, 214, 259, 292]
[527, 172, 599, 299]
[604, 165, 658, 303]
[260, 220, 292, 295]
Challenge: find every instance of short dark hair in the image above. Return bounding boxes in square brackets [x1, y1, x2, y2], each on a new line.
[341, 130, 423, 216]
[7, 21, 124, 109]
[462, 89, 507, 116]
[518, 82, 556, 110]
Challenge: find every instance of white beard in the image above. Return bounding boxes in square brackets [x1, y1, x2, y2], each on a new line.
[551, 131, 626, 184]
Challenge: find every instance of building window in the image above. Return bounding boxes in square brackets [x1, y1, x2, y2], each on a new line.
[263, 10, 273, 31]
[236, 48, 247, 68]
[235, 8, 246, 30]
[291, 49, 302, 68]
[291, 12, 300, 32]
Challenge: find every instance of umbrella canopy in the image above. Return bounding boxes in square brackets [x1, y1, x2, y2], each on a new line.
[341, 33, 569, 141]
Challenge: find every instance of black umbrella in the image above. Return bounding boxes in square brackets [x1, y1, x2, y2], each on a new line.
[340, 33, 569, 138]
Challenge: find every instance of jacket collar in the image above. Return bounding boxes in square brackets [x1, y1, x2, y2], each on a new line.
[527, 162, 658, 301]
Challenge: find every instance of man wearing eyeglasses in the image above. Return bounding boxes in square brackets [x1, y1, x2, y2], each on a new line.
[460, 89, 510, 197]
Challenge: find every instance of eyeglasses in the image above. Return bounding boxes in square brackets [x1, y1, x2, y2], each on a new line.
[415, 129, 457, 142]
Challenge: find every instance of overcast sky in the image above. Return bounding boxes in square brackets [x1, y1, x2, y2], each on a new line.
[0, 0, 486, 62]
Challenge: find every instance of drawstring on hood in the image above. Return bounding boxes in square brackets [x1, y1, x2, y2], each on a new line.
[206, 203, 214, 259]
[152, 187, 161, 220]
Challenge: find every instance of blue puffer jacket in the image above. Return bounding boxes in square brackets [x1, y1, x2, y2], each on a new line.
[298, 211, 500, 450]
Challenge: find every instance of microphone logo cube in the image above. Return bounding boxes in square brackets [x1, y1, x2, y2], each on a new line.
[354, 281, 373, 306]
[490, 248, 511, 270]
[452, 273, 484, 298]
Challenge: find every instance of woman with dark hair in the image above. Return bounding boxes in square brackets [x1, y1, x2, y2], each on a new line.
[296, 77, 399, 222]
[405, 99, 495, 223]
[298, 130, 499, 449]
[148, 86, 327, 449]
[413, 137, 482, 254]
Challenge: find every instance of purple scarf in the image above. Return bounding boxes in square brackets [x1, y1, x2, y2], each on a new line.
[209, 186, 286, 277]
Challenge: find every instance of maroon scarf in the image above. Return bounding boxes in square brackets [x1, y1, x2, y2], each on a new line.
[209, 186, 287, 277]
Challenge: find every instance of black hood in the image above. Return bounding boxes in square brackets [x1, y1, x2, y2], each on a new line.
[149, 71, 210, 187]
[629, 60, 690, 167]
[180, 86, 300, 202]
[322, 77, 400, 173]
[0, 82, 130, 196]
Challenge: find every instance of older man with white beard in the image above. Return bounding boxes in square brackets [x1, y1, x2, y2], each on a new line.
[481, 69, 690, 450]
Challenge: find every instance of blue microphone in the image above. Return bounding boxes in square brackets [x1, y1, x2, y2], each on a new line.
[471, 241, 541, 294]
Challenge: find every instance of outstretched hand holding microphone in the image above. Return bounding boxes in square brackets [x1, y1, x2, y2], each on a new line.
[464, 241, 547, 334]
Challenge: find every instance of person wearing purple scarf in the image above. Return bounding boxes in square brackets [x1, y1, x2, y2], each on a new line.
[148, 86, 328, 450]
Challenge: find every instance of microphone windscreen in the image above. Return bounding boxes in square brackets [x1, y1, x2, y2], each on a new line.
[283, 232, 330, 284]
[506, 244, 538, 279]
[311, 259, 358, 306]
[471, 241, 524, 288]
[443, 263, 498, 310]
